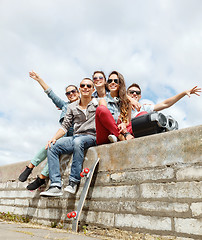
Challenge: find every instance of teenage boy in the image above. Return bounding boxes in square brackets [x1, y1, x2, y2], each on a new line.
[40, 78, 97, 197]
[127, 83, 201, 118]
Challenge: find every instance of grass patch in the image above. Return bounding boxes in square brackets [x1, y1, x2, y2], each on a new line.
[0, 212, 30, 223]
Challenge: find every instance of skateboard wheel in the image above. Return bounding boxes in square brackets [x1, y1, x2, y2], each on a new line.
[80, 172, 84, 177]
[84, 168, 89, 174]
[71, 211, 77, 218]
[67, 212, 72, 219]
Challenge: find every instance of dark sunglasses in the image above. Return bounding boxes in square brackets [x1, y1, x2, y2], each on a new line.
[93, 76, 104, 81]
[65, 89, 77, 96]
[107, 79, 119, 84]
[80, 84, 93, 88]
[129, 90, 141, 95]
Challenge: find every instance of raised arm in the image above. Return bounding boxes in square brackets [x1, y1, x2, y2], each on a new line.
[29, 70, 49, 91]
[29, 70, 66, 110]
[154, 86, 201, 111]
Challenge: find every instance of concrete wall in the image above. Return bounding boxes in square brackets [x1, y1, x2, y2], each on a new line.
[0, 125, 201, 239]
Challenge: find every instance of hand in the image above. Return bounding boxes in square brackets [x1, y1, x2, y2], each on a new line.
[45, 138, 57, 149]
[186, 86, 201, 97]
[130, 98, 141, 111]
[118, 122, 127, 134]
[29, 70, 41, 81]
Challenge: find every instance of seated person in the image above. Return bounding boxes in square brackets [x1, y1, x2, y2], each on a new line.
[40, 78, 97, 196]
[19, 71, 80, 190]
[96, 71, 134, 145]
[127, 83, 201, 118]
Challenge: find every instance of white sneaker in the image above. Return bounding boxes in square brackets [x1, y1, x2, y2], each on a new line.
[40, 186, 63, 197]
[64, 181, 77, 194]
[108, 134, 118, 143]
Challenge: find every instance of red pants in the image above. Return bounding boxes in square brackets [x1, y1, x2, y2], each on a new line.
[96, 106, 148, 145]
[96, 105, 120, 145]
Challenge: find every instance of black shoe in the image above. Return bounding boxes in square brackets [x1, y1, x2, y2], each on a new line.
[19, 166, 33, 182]
[27, 176, 46, 190]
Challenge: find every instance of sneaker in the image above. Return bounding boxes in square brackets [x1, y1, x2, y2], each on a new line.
[40, 186, 62, 197]
[27, 176, 46, 190]
[64, 181, 77, 194]
[19, 166, 33, 182]
[108, 134, 118, 143]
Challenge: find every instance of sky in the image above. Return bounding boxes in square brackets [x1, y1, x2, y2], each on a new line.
[0, 0, 202, 166]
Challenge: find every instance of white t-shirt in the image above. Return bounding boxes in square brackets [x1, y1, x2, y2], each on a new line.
[131, 104, 154, 119]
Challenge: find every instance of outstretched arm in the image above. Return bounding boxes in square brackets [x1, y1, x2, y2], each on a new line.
[154, 86, 201, 111]
[29, 70, 66, 110]
[29, 70, 49, 91]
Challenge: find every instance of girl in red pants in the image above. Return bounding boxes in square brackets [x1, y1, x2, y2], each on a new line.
[96, 71, 134, 145]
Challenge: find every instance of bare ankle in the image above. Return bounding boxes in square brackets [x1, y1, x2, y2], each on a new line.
[28, 163, 35, 169]
[39, 174, 47, 179]
[118, 134, 125, 141]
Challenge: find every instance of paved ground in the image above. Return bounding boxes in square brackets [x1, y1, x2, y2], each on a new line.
[0, 220, 101, 240]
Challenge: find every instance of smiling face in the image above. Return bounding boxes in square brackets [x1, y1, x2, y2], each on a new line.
[107, 73, 120, 96]
[65, 86, 80, 102]
[127, 86, 142, 102]
[93, 72, 106, 89]
[79, 79, 94, 98]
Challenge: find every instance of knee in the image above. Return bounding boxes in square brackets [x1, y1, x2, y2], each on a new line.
[96, 105, 108, 117]
[47, 142, 59, 156]
[73, 137, 83, 149]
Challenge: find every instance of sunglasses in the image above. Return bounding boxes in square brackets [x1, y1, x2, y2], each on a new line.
[80, 84, 93, 88]
[65, 89, 77, 96]
[107, 79, 119, 84]
[93, 76, 104, 81]
[129, 90, 141, 95]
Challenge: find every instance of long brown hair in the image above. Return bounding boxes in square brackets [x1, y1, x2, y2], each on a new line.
[108, 71, 130, 123]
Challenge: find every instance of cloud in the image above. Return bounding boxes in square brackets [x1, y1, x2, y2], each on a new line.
[0, 0, 202, 166]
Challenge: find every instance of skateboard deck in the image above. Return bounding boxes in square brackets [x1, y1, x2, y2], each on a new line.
[67, 158, 100, 232]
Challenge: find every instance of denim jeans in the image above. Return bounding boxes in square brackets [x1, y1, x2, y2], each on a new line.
[30, 132, 74, 177]
[47, 134, 97, 187]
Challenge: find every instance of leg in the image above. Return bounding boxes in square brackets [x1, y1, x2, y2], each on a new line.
[19, 146, 47, 182]
[40, 162, 49, 177]
[30, 146, 47, 167]
[26, 162, 49, 190]
[64, 134, 96, 194]
[47, 137, 74, 188]
[96, 105, 120, 145]
[69, 135, 97, 183]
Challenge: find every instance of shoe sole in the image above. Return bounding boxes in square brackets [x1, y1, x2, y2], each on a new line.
[64, 188, 76, 194]
[40, 192, 63, 197]
[18, 178, 26, 182]
[27, 183, 45, 191]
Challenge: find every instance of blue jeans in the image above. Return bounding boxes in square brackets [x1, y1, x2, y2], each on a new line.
[47, 134, 97, 187]
[30, 133, 73, 177]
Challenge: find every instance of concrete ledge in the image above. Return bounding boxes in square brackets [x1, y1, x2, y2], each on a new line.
[0, 125, 202, 239]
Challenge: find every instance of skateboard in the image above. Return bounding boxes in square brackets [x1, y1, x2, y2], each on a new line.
[67, 158, 100, 232]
